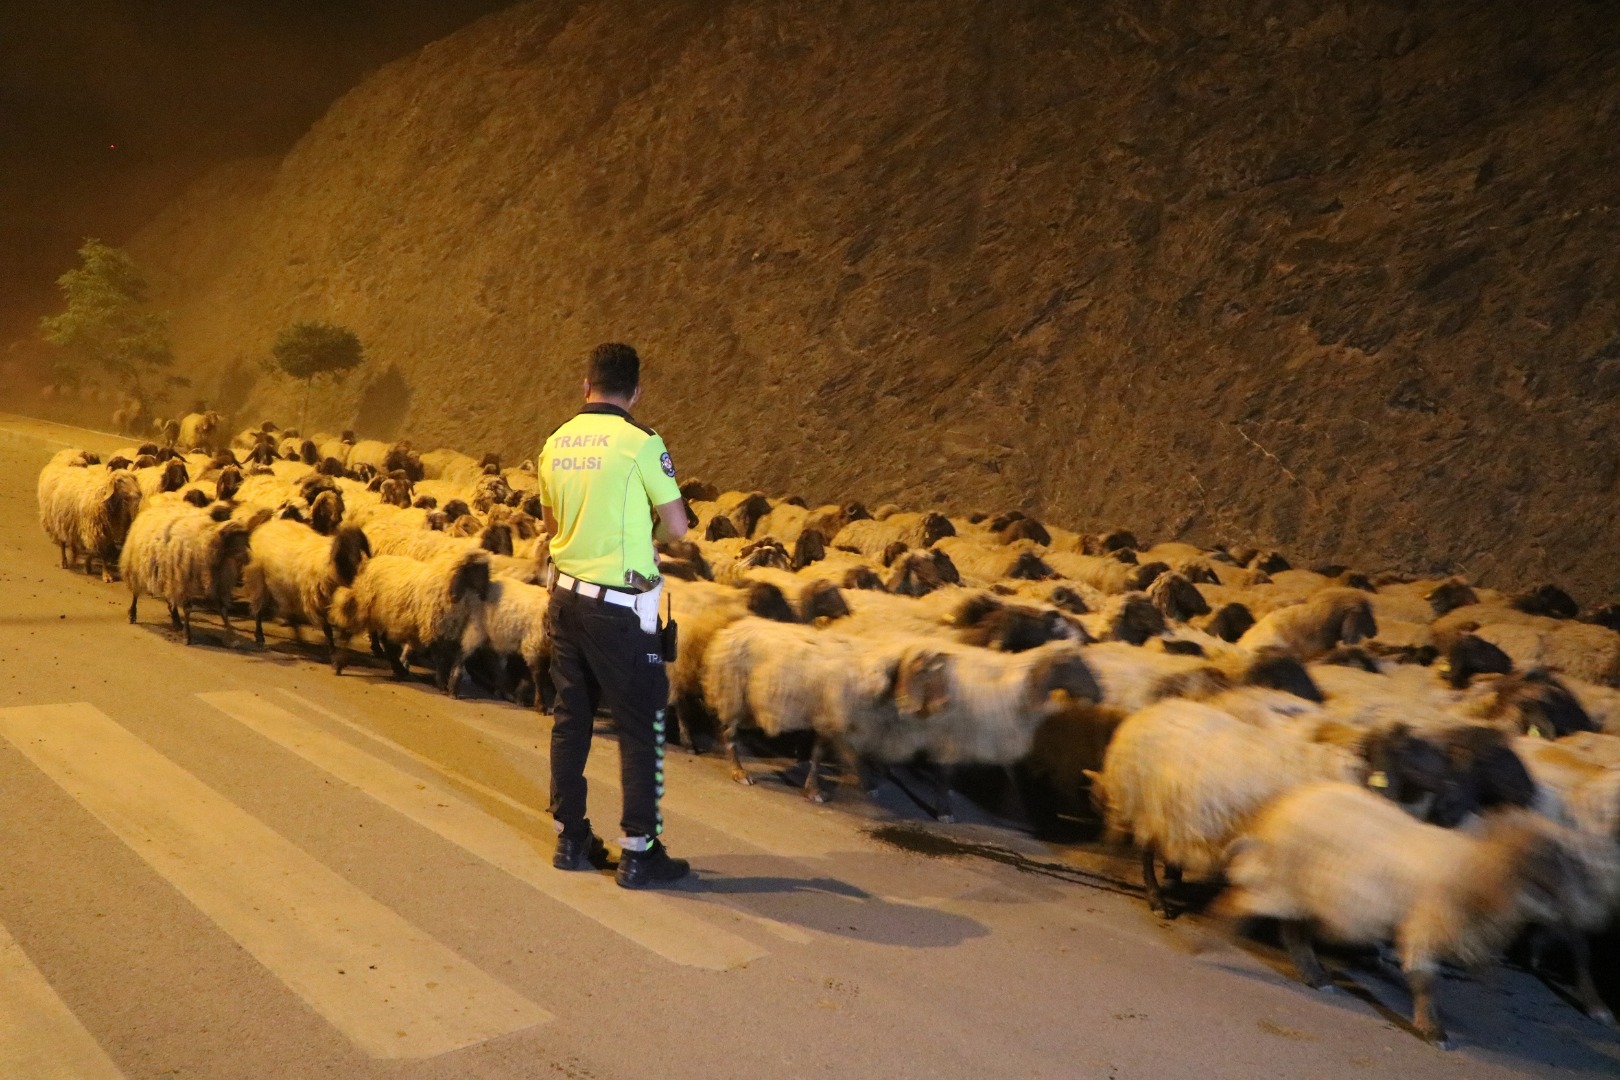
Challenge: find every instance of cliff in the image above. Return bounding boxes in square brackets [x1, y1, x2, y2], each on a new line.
[129, 0, 1620, 596]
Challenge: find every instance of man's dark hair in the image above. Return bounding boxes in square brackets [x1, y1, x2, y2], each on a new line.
[588, 342, 640, 397]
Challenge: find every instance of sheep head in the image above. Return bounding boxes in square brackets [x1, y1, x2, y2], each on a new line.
[1148, 571, 1209, 623]
[159, 459, 190, 493]
[791, 529, 827, 570]
[310, 490, 344, 536]
[448, 552, 493, 604]
[745, 581, 797, 623]
[918, 511, 955, 547]
[705, 514, 739, 541]
[330, 525, 372, 586]
[1029, 650, 1102, 710]
[799, 580, 850, 624]
[480, 523, 515, 557]
[215, 465, 243, 503]
[893, 649, 950, 719]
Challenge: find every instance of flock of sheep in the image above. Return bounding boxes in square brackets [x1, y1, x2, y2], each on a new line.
[32, 412, 1620, 1050]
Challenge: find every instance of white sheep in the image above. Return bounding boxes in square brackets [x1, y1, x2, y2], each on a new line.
[37, 456, 142, 581]
[176, 410, 222, 452]
[931, 535, 1053, 588]
[1078, 641, 1229, 713]
[1223, 782, 1620, 1045]
[1515, 736, 1620, 839]
[1043, 550, 1165, 594]
[242, 520, 372, 658]
[702, 618, 885, 787]
[829, 511, 955, 557]
[457, 576, 553, 708]
[662, 577, 799, 750]
[1092, 696, 1431, 914]
[1235, 587, 1377, 660]
[121, 501, 265, 644]
[329, 549, 492, 695]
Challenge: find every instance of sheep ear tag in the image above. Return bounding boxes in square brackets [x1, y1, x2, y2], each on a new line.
[1527, 726, 1545, 740]
[1049, 688, 1072, 705]
[1367, 770, 1389, 789]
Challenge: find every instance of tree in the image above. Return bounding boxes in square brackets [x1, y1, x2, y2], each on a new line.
[39, 239, 174, 398]
[271, 321, 364, 430]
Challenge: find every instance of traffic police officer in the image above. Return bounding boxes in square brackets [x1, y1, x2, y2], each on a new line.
[537, 342, 691, 888]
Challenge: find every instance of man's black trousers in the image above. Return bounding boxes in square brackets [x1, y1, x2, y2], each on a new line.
[546, 587, 669, 841]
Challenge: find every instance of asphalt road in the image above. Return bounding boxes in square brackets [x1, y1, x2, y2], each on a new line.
[1, 413, 1616, 1080]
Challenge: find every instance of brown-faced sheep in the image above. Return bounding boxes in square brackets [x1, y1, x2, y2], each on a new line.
[121, 501, 265, 644]
[37, 455, 142, 581]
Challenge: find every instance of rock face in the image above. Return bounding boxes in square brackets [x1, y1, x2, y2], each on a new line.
[131, 0, 1620, 597]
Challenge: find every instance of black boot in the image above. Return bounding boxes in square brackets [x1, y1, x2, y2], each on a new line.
[616, 839, 689, 889]
[554, 827, 612, 871]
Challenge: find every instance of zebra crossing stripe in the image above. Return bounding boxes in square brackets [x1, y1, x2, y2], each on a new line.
[199, 690, 768, 971]
[0, 703, 552, 1060]
[0, 921, 124, 1080]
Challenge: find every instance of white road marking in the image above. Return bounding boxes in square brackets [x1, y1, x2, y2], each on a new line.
[277, 689, 815, 947]
[201, 691, 769, 970]
[0, 703, 551, 1060]
[419, 694, 875, 861]
[0, 922, 125, 1080]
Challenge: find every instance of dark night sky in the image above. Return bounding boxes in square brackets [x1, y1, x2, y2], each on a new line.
[0, 0, 515, 346]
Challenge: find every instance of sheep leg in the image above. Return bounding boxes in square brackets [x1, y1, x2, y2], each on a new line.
[100, 557, 115, 584]
[128, 593, 138, 624]
[1405, 966, 1449, 1049]
[58, 542, 69, 569]
[167, 602, 183, 632]
[930, 764, 957, 824]
[183, 602, 194, 646]
[1281, 921, 1332, 990]
[1563, 930, 1615, 1026]
[321, 621, 337, 665]
[442, 644, 468, 699]
[832, 737, 878, 795]
[1141, 843, 1168, 917]
[369, 630, 387, 658]
[803, 738, 830, 803]
[382, 640, 409, 678]
[217, 600, 237, 648]
[724, 718, 752, 785]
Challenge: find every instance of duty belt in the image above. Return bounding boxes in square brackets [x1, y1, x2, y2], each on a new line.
[551, 570, 639, 609]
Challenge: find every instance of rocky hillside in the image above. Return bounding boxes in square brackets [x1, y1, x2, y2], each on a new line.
[129, 0, 1620, 598]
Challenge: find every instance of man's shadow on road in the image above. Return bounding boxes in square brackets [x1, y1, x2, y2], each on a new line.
[669, 856, 991, 948]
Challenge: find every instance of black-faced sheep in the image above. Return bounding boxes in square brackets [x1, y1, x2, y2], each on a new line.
[1094, 698, 1455, 916]
[457, 577, 554, 710]
[328, 549, 493, 695]
[242, 521, 371, 658]
[1236, 588, 1377, 660]
[662, 578, 799, 751]
[831, 512, 955, 557]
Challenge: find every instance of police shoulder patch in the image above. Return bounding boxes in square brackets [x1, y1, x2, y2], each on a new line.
[660, 451, 676, 478]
